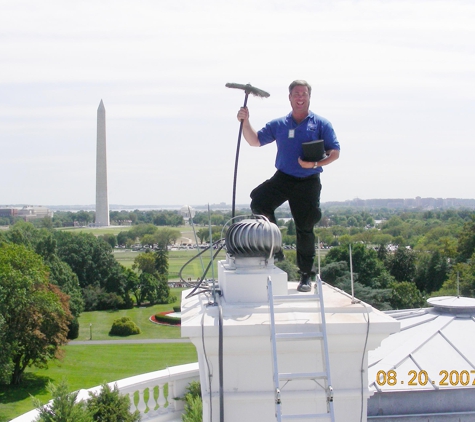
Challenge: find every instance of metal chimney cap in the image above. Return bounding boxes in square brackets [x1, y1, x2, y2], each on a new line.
[225, 217, 282, 259]
[427, 296, 475, 314]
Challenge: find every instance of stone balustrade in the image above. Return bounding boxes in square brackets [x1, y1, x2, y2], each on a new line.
[10, 362, 200, 422]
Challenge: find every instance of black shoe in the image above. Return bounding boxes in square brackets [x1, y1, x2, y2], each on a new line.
[274, 250, 285, 262]
[297, 273, 311, 292]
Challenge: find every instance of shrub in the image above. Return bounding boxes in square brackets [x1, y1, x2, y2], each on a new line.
[154, 313, 181, 325]
[109, 317, 141, 336]
[275, 259, 299, 282]
[33, 380, 140, 422]
[87, 382, 140, 422]
[182, 381, 202, 422]
[33, 380, 92, 422]
[82, 286, 131, 311]
[67, 317, 80, 340]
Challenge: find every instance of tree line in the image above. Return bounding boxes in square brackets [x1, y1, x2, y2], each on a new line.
[293, 208, 475, 310]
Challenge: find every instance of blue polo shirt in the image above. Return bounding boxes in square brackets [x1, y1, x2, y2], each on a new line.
[257, 111, 340, 178]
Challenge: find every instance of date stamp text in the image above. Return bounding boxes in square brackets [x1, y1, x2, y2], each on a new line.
[376, 370, 475, 387]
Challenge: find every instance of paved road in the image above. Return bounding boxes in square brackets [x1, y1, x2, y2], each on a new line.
[69, 339, 191, 345]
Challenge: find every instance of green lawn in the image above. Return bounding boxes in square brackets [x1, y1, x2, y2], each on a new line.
[0, 343, 197, 422]
[167, 249, 227, 279]
[113, 248, 227, 279]
[57, 226, 134, 236]
[77, 303, 182, 341]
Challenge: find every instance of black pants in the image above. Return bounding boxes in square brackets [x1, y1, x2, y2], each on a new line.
[250, 170, 322, 274]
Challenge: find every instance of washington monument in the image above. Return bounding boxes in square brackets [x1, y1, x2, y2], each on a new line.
[95, 100, 110, 226]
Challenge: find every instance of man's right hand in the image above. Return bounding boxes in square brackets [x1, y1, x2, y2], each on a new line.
[237, 107, 249, 122]
[235, 106, 260, 146]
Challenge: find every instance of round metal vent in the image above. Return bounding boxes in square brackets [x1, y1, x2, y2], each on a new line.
[225, 217, 282, 258]
[427, 296, 475, 314]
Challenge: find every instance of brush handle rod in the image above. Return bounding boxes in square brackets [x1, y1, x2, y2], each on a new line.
[231, 93, 249, 218]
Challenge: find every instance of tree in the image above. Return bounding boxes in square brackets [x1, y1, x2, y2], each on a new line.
[286, 220, 296, 236]
[155, 227, 181, 248]
[457, 216, 475, 262]
[3, 224, 84, 338]
[210, 214, 225, 225]
[372, 234, 393, 247]
[35, 234, 84, 338]
[320, 261, 392, 309]
[376, 244, 388, 263]
[5, 220, 38, 248]
[133, 250, 157, 274]
[87, 383, 140, 422]
[321, 261, 351, 285]
[131, 249, 173, 305]
[33, 380, 92, 422]
[314, 228, 334, 247]
[75, 210, 93, 226]
[389, 281, 425, 310]
[153, 275, 174, 305]
[182, 381, 202, 422]
[436, 257, 475, 297]
[141, 234, 156, 248]
[323, 243, 388, 288]
[0, 243, 72, 385]
[196, 226, 223, 245]
[100, 234, 117, 249]
[414, 250, 450, 294]
[154, 248, 169, 275]
[0, 314, 11, 384]
[54, 231, 130, 309]
[117, 231, 129, 247]
[127, 224, 157, 242]
[387, 247, 416, 282]
[124, 267, 141, 305]
[335, 278, 392, 311]
[196, 228, 209, 244]
[351, 229, 378, 244]
[41, 216, 54, 230]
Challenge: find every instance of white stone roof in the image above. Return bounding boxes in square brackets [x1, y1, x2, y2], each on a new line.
[368, 296, 475, 393]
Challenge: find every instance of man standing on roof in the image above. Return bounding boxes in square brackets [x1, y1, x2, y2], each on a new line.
[236, 80, 340, 292]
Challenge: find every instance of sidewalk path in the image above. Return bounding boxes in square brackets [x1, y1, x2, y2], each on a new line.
[69, 339, 191, 345]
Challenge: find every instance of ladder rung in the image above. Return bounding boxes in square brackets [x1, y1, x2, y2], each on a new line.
[273, 294, 320, 302]
[276, 332, 323, 340]
[282, 413, 332, 420]
[279, 371, 327, 381]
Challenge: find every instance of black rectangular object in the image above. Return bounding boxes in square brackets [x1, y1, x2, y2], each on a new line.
[301, 139, 326, 162]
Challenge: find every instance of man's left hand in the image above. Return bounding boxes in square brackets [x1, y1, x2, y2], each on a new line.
[298, 157, 316, 169]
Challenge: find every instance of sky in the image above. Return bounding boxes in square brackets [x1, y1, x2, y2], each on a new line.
[1, 0, 474, 207]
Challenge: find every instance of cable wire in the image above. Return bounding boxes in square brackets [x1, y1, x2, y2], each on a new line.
[201, 306, 213, 422]
[358, 302, 371, 422]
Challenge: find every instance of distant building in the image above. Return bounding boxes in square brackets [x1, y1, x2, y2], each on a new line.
[16, 206, 54, 221]
[323, 197, 475, 210]
[0, 208, 18, 218]
[180, 205, 196, 225]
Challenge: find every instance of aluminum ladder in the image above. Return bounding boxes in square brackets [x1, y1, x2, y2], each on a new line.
[267, 275, 335, 421]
